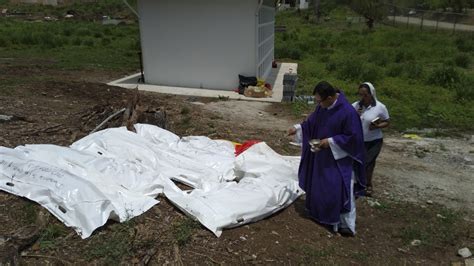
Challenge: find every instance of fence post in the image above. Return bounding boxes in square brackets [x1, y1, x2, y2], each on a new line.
[406, 13, 410, 28]
[452, 15, 457, 34]
[392, 5, 396, 26]
[420, 13, 424, 30]
[435, 17, 439, 32]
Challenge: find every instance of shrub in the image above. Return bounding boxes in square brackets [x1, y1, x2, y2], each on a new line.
[93, 31, 103, 38]
[82, 38, 95, 47]
[101, 37, 111, 46]
[103, 27, 112, 35]
[335, 59, 362, 81]
[453, 75, 474, 102]
[297, 40, 313, 53]
[318, 35, 331, 48]
[386, 63, 404, 77]
[454, 53, 471, 68]
[62, 28, 73, 37]
[289, 46, 303, 60]
[360, 64, 382, 83]
[454, 36, 474, 53]
[427, 65, 463, 88]
[368, 49, 391, 67]
[288, 30, 299, 41]
[325, 60, 337, 72]
[76, 27, 91, 36]
[319, 54, 330, 62]
[72, 37, 82, 46]
[129, 39, 141, 50]
[38, 32, 59, 49]
[0, 36, 8, 47]
[394, 49, 415, 63]
[405, 63, 424, 80]
[20, 31, 37, 46]
[276, 44, 302, 60]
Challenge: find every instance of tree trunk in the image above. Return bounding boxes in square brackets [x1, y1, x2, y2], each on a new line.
[313, 0, 321, 22]
[366, 17, 374, 29]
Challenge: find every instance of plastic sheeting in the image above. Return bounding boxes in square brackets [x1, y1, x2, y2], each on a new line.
[0, 124, 302, 238]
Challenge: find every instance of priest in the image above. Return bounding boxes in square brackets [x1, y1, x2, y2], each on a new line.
[288, 81, 366, 236]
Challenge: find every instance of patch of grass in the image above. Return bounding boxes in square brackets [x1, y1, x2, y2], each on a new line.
[38, 224, 68, 251]
[427, 64, 463, 88]
[394, 204, 466, 248]
[173, 218, 199, 246]
[454, 35, 474, 53]
[454, 53, 471, 68]
[180, 106, 190, 115]
[290, 101, 313, 116]
[180, 116, 191, 126]
[21, 202, 38, 224]
[400, 226, 429, 244]
[373, 200, 390, 211]
[351, 251, 369, 261]
[300, 245, 334, 263]
[85, 223, 133, 264]
[275, 10, 474, 132]
[0, 18, 140, 70]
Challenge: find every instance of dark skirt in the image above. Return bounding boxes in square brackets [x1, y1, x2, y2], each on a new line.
[365, 138, 383, 165]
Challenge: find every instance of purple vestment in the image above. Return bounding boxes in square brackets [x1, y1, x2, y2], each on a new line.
[298, 92, 366, 225]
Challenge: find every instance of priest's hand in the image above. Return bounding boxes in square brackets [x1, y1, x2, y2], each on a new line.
[319, 138, 329, 149]
[287, 127, 296, 136]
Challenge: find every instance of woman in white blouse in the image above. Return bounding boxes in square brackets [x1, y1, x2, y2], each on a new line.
[353, 82, 390, 197]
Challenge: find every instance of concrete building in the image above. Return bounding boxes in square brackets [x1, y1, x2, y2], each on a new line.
[298, 0, 309, 9]
[137, 0, 276, 90]
[279, 0, 308, 10]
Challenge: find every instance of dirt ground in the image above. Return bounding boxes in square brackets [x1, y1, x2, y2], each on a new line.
[1, 60, 473, 265]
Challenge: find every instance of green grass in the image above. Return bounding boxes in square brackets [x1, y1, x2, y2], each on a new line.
[276, 9, 474, 132]
[172, 218, 199, 246]
[21, 201, 39, 224]
[0, 18, 140, 70]
[38, 223, 68, 251]
[85, 222, 134, 264]
[299, 245, 335, 263]
[0, 5, 472, 132]
[395, 205, 464, 247]
[0, 0, 137, 19]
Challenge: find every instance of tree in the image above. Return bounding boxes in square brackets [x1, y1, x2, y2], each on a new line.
[313, 0, 321, 22]
[350, 0, 388, 29]
[432, 0, 471, 12]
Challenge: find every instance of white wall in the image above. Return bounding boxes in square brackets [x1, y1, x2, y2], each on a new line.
[138, 0, 258, 90]
[299, 0, 309, 9]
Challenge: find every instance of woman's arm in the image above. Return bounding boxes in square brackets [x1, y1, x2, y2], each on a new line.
[369, 119, 390, 130]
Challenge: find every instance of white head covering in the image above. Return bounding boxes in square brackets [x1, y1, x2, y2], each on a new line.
[363, 82, 377, 102]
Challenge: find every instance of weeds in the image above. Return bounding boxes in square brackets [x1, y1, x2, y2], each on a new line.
[22, 201, 38, 224]
[395, 204, 465, 248]
[290, 101, 313, 117]
[300, 245, 334, 263]
[0, 8, 472, 132]
[173, 218, 199, 246]
[180, 107, 190, 115]
[454, 53, 471, 68]
[427, 64, 463, 88]
[85, 223, 133, 263]
[276, 10, 473, 132]
[38, 223, 68, 251]
[351, 251, 369, 261]
[0, 18, 140, 70]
